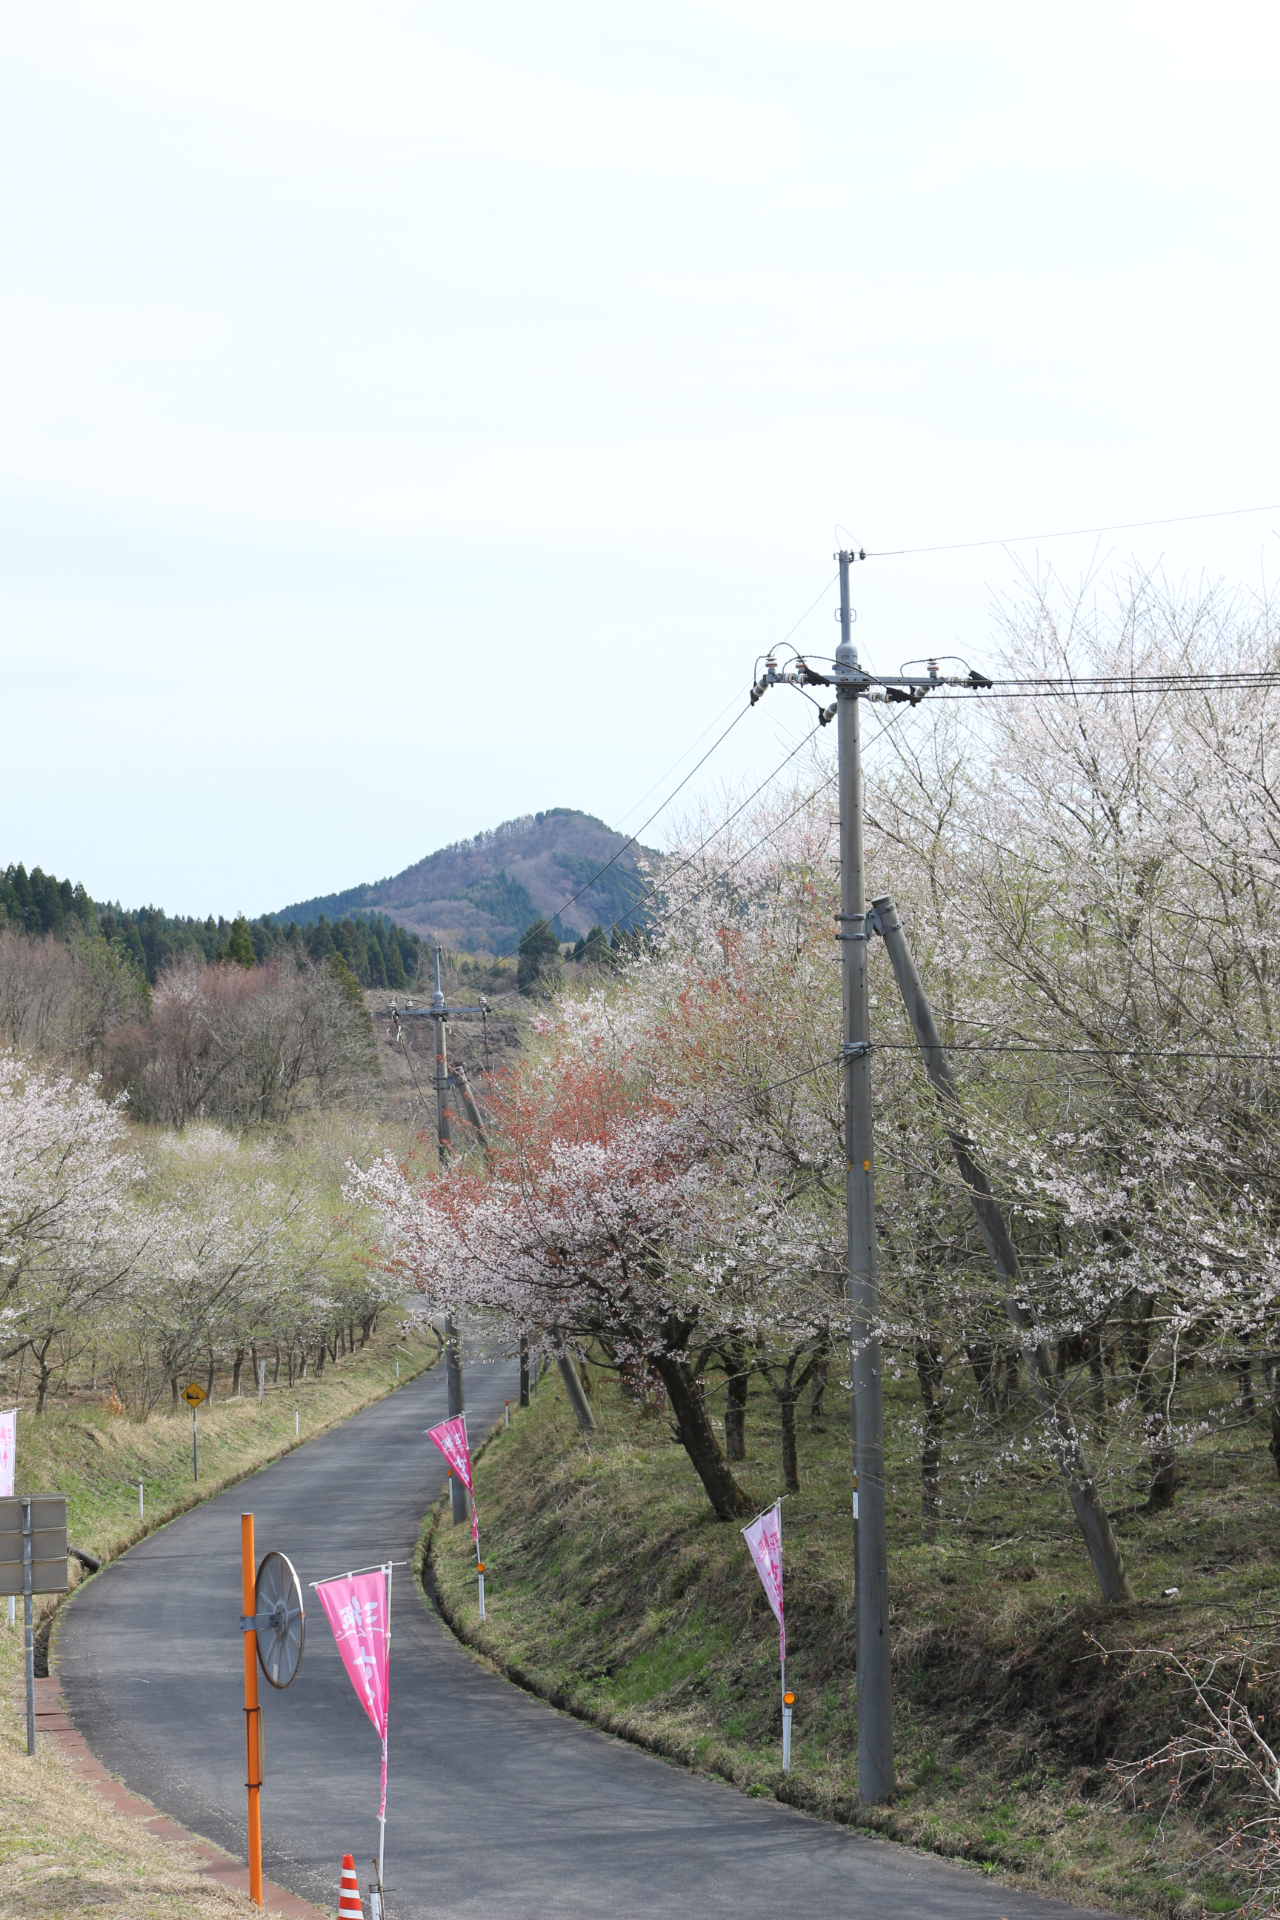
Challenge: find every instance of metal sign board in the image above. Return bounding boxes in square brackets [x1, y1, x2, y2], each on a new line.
[181, 1383, 207, 1407]
[0, 1495, 69, 1595]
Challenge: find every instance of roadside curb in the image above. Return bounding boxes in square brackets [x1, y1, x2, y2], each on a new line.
[25, 1673, 330, 1919]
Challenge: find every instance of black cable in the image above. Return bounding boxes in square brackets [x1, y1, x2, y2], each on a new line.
[930, 671, 1280, 700]
[543, 703, 752, 930]
[642, 724, 824, 905]
[545, 574, 842, 934]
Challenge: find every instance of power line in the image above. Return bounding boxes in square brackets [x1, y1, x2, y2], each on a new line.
[940, 669, 1280, 699]
[545, 573, 845, 935]
[641, 705, 912, 937]
[745, 1038, 1280, 1067]
[544, 703, 752, 930]
[649, 725, 823, 900]
[865, 500, 1280, 561]
[883, 1040, 1280, 1063]
[612, 685, 752, 832]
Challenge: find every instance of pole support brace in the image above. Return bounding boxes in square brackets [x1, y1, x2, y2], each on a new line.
[834, 906, 882, 943]
[841, 1041, 874, 1059]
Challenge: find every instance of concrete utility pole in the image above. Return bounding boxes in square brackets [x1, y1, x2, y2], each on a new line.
[871, 894, 1134, 1603]
[834, 549, 893, 1804]
[749, 553, 989, 1806]
[430, 949, 471, 1528]
[392, 947, 494, 1529]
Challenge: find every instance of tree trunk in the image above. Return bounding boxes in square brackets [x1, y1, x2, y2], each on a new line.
[779, 1393, 800, 1493]
[232, 1348, 245, 1397]
[1089, 1333, 1107, 1426]
[519, 1333, 530, 1408]
[272, 1345, 280, 1384]
[809, 1339, 830, 1430]
[35, 1351, 52, 1414]
[724, 1340, 750, 1461]
[1135, 1341, 1177, 1509]
[170, 1375, 179, 1408]
[205, 1357, 215, 1401]
[915, 1339, 945, 1538]
[554, 1334, 596, 1434]
[1233, 1357, 1257, 1418]
[968, 1340, 1002, 1412]
[651, 1352, 754, 1521]
[314, 1342, 326, 1377]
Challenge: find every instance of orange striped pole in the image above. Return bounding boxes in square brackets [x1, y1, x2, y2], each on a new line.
[241, 1513, 263, 1906]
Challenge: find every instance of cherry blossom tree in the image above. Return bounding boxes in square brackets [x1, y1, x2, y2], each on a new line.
[0, 1050, 147, 1409]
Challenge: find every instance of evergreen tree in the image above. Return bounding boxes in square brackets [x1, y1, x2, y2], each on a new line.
[517, 917, 562, 996]
[219, 915, 257, 968]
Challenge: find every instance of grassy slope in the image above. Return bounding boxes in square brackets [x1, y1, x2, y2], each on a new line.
[2, 1324, 437, 1916]
[428, 1369, 1272, 1920]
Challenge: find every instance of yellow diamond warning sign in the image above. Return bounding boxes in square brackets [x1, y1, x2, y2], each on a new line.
[181, 1382, 207, 1408]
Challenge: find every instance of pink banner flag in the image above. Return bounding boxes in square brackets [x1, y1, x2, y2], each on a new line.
[314, 1568, 391, 1819]
[0, 1408, 14, 1499]
[426, 1415, 479, 1544]
[742, 1501, 785, 1663]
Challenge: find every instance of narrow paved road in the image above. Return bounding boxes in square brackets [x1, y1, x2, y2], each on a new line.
[57, 1357, 1119, 1919]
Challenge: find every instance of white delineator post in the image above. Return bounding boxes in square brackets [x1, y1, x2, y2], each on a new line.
[138, 1480, 144, 1519]
[477, 1561, 486, 1621]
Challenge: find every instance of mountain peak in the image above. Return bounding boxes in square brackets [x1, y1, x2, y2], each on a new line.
[271, 808, 650, 955]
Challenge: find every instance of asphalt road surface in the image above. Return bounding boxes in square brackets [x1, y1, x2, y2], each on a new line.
[56, 1356, 1120, 1920]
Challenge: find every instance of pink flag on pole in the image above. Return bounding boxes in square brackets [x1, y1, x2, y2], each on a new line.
[314, 1568, 391, 1818]
[426, 1415, 479, 1544]
[0, 1408, 14, 1498]
[742, 1501, 785, 1662]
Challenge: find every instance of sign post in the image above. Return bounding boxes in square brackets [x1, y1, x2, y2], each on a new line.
[742, 1501, 788, 1771]
[236, 1517, 305, 1907]
[1, 1494, 68, 1756]
[241, 1513, 264, 1906]
[182, 1383, 206, 1481]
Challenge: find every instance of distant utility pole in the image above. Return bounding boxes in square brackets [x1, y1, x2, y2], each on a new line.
[751, 550, 989, 1805]
[391, 946, 492, 1529]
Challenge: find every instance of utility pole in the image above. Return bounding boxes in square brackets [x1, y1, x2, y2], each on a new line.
[749, 553, 989, 1806]
[834, 549, 893, 1804]
[430, 948, 470, 1529]
[392, 946, 494, 1529]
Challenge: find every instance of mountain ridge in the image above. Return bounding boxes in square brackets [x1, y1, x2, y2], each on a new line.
[270, 807, 651, 956]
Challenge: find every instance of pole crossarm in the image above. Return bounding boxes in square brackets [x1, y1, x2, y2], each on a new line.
[388, 1002, 490, 1019]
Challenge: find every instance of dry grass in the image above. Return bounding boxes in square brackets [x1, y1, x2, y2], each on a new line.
[429, 1370, 1267, 1920]
[1, 1320, 435, 1917]
[0, 1649, 255, 1920]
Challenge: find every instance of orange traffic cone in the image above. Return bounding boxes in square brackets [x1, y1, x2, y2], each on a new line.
[338, 1853, 363, 1920]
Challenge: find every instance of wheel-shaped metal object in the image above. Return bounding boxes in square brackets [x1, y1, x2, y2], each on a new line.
[254, 1550, 305, 1689]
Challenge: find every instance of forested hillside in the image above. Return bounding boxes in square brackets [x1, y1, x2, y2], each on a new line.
[272, 806, 651, 955]
[1, 862, 425, 990]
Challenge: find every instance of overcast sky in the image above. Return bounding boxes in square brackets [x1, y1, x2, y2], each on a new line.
[2, 2, 1278, 918]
